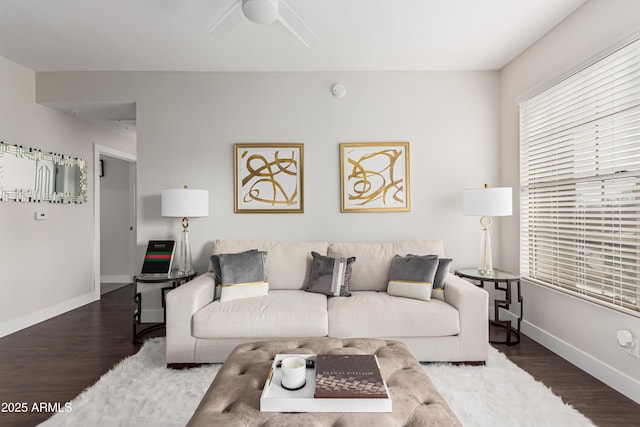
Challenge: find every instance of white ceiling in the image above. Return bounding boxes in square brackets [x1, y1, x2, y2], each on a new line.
[0, 0, 586, 73]
[0, 0, 587, 134]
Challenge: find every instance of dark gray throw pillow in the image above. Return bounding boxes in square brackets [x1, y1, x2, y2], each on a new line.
[211, 250, 269, 302]
[305, 251, 355, 297]
[389, 254, 439, 282]
[432, 258, 452, 301]
[387, 254, 439, 301]
[210, 249, 258, 284]
[218, 250, 267, 285]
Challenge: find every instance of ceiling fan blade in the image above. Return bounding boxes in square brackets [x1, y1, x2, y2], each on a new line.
[279, 0, 319, 41]
[207, 0, 243, 36]
[276, 14, 310, 48]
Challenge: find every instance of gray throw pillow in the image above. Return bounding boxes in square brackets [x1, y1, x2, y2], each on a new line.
[387, 254, 439, 301]
[210, 249, 258, 284]
[432, 258, 452, 301]
[219, 250, 267, 284]
[214, 250, 269, 302]
[305, 251, 355, 297]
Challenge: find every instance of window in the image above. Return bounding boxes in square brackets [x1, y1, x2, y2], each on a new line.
[520, 34, 640, 315]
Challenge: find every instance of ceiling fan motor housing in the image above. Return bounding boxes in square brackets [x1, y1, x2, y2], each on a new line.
[242, 0, 279, 24]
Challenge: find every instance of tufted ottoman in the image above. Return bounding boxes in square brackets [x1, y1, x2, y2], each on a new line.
[187, 338, 461, 427]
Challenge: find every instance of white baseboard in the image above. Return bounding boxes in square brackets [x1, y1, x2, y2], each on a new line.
[522, 319, 640, 405]
[101, 274, 133, 284]
[0, 292, 98, 339]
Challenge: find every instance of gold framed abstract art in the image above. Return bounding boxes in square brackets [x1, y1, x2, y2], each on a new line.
[234, 143, 304, 213]
[340, 142, 411, 213]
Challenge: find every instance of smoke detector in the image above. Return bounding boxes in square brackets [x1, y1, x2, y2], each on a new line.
[332, 83, 346, 98]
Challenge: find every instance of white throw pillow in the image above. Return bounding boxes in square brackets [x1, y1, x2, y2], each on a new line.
[220, 281, 269, 302]
[387, 280, 433, 301]
[386, 254, 438, 301]
[431, 288, 445, 301]
[217, 250, 269, 302]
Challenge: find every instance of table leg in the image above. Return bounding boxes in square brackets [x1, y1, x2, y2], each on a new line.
[490, 279, 521, 345]
[131, 275, 195, 345]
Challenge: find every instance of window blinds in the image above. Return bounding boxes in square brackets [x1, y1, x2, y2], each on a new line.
[520, 35, 640, 315]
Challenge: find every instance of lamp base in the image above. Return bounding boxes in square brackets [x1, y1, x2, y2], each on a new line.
[178, 218, 194, 275]
[478, 216, 494, 275]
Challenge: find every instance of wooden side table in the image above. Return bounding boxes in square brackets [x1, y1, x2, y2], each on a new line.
[454, 268, 522, 345]
[132, 270, 197, 344]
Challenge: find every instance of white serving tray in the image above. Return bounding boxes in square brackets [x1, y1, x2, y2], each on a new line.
[260, 354, 392, 413]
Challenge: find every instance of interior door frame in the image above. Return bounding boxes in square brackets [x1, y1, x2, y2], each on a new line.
[94, 144, 137, 300]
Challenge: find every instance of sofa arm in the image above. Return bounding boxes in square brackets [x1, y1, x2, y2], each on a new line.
[444, 273, 489, 361]
[166, 272, 215, 366]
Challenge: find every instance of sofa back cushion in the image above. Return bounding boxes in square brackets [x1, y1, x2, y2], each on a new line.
[328, 240, 445, 291]
[211, 240, 329, 290]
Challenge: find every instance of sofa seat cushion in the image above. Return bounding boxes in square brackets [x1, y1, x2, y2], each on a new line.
[328, 291, 460, 338]
[192, 290, 328, 339]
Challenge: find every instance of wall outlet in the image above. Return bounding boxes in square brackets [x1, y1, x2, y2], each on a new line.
[35, 211, 47, 220]
[628, 338, 640, 359]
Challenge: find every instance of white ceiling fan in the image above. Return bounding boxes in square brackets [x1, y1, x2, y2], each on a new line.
[207, 0, 319, 48]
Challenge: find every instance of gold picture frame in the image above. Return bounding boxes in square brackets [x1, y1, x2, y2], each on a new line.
[340, 142, 411, 213]
[234, 143, 304, 213]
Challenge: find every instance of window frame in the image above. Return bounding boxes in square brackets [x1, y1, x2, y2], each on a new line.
[519, 32, 640, 317]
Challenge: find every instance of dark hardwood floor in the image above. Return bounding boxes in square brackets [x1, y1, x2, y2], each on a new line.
[0, 285, 638, 426]
[495, 329, 640, 426]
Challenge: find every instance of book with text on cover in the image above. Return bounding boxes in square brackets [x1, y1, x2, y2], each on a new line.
[141, 240, 176, 274]
[314, 354, 388, 399]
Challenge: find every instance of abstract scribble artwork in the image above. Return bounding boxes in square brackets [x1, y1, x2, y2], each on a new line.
[235, 143, 304, 213]
[340, 142, 410, 212]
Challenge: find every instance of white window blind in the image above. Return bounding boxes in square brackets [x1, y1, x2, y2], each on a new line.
[520, 35, 640, 315]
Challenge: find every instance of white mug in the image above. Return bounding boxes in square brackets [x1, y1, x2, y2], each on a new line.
[281, 356, 306, 390]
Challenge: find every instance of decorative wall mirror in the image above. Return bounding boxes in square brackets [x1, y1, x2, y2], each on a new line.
[0, 141, 87, 203]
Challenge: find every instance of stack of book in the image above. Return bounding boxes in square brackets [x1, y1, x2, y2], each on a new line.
[140, 240, 175, 274]
[314, 354, 388, 399]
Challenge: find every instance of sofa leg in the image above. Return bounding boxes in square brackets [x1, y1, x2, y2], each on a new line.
[167, 362, 204, 370]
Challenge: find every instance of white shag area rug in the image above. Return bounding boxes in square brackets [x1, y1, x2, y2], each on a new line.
[40, 338, 594, 427]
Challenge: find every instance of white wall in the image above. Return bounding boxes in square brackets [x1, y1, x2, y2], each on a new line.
[20, 0, 640, 404]
[99, 154, 134, 282]
[0, 55, 135, 337]
[36, 71, 501, 275]
[500, 0, 640, 403]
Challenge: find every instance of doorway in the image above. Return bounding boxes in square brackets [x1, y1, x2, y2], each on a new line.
[94, 144, 136, 299]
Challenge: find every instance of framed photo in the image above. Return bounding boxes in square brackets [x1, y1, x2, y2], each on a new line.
[235, 143, 304, 213]
[340, 142, 411, 212]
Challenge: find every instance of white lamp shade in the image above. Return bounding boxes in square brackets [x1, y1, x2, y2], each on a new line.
[463, 187, 512, 217]
[161, 188, 209, 218]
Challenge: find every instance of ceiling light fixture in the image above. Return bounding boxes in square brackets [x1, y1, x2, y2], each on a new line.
[242, 0, 279, 24]
[208, 0, 318, 48]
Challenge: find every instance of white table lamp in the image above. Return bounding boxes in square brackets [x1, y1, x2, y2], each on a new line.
[463, 185, 512, 274]
[161, 186, 209, 274]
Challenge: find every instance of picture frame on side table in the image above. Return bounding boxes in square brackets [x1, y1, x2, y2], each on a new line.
[340, 142, 411, 212]
[234, 143, 304, 213]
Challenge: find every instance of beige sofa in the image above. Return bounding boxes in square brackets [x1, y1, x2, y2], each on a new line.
[166, 239, 489, 367]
